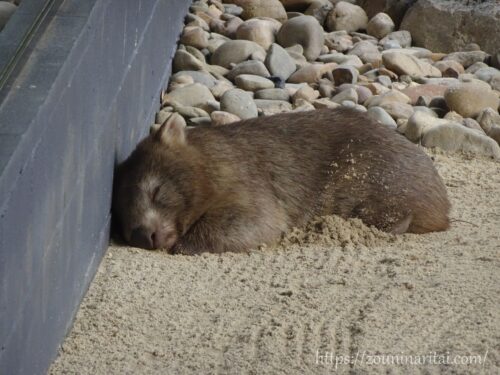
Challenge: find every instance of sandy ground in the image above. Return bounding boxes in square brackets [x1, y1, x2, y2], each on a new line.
[49, 150, 499, 375]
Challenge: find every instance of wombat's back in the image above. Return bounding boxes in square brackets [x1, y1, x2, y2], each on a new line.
[186, 108, 450, 234]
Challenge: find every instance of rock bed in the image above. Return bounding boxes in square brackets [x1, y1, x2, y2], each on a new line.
[155, 0, 500, 160]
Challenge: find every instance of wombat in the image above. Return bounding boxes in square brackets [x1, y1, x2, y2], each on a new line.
[113, 108, 450, 254]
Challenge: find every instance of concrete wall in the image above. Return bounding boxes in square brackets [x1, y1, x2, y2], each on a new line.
[0, 1, 189, 374]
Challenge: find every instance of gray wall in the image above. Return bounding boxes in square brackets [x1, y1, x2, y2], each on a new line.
[0, 1, 190, 374]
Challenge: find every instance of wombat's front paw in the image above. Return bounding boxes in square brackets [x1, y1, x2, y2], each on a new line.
[169, 242, 200, 256]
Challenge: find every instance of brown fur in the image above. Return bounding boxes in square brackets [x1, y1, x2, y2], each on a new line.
[113, 108, 450, 254]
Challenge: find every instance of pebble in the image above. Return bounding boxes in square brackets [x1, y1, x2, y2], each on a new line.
[292, 85, 319, 102]
[382, 52, 441, 79]
[433, 60, 464, 78]
[304, 0, 333, 25]
[265, 43, 297, 81]
[379, 102, 414, 120]
[226, 60, 270, 80]
[235, 74, 275, 91]
[277, 15, 325, 61]
[422, 123, 500, 160]
[312, 98, 341, 109]
[442, 51, 489, 68]
[288, 63, 336, 83]
[254, 99, 293, 115]
[444, 82, 499, 118]
[405, 111, 453, 142]
[163, 83, 215, 110]
[367, 12, 395, 39]
[224, 4, 244, 16]
[331, 88, 358, 104]
[364, 90, 410, 107]
[400, 84, 448, 105]
[235, 19, 277, 49]
[210, 111, 241, 126]
[171, 71, 217, 88]
[255, 88, 290, 101]
[292, 99, 316, 112]
[232, 0, 287, 21]
[380, 30, 412, 48]
[211, 40, 266, 68]
[367, 106, 397, 128]
[332, 65, 358, 85]
[220, 89, 258, 119]
[348, 41, 382, 65]
[326, 1, 368, 32]
[324, 31, 353, 52]
[173, 49, 205, 72]
[210, 80, 234, 99]
[477, 108, 500, 143]
[180, 26, 209, 49]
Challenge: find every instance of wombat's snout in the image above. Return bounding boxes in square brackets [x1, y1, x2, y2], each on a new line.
[129, 225, 178, 250]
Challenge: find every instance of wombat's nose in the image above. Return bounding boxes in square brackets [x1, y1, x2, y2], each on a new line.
[130, 226, 156, 249]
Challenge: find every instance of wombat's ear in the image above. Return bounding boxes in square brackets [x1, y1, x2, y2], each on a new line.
[155, 113, 187, 146]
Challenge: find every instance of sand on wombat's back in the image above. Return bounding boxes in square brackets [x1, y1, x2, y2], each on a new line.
[277, 215, 394, 249]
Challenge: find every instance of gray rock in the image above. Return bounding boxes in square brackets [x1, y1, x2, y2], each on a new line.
[224, 4, 244, 16]
[331, 88, 358, 104]
[380, 30, 412, 48]
[405, 111, 452, 142]
[326, 1, 368, 32]
[235, 74, 275, 91]
[477, 107, 500, 134]
[444, 82, 499, 118]
[332, 65, 358, 85]
[210, 111, 241, 126]
[255, 88, 291, 101]
[400, 0, 500, 56]
[212, 40, 266, 68]
[443, 51, 489, 68]
[220, 89, 258, 119]
[324, 31, 353, 52]
[226, 60, 270, 81]
[367, 106, 397, 128]
[265, 44, 297, 81]
[304, 0, 333, 25]
[382, 52, 441, 79]
[254, 99, 293, 115]
[277, 15, 325, 61]
[171, 71, 217, 88]
[422, 123, 500, 159]
[348, 41, 382, 65]
[173, 50, 205, 72]
[367, 12, 395, 39]
[163, 83, 215, 110]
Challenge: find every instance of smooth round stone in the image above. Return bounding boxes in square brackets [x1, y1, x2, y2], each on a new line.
[265, 43, 297, 81]
[444, 82, 500, 118]
[477, 108, 500, 134]
[364, 90, 411, 107]
[211, 40, 266, 68]
[367, 106, 397, 128]
[254, 99, 293, 115]
[326, 1, 368, 32]
[277, 15, 325, 61]
[234, 0, 287, 22]
[434, 60, 465, 78]
[210, 111, 241, 126]
[401, 84, 448, 105]
[382, 52, 441, 79]
[367, 12, 395, 39]
[163, 83, 215, 111]
[404, 111, 453, 142]
[380, 30, 412, 48]
[235, 19, 277, 49]
[224, 4, 243, 16]
[332, 65, 358, 85]
[376, 75, 392, 87]
[226, 60, 270, 81]
[173, 50, 205, 72]
[422, 123, 500, 160]
[382, 40, 401, 50]
[255, 88, 290, 101]
[331, 88, 358, 104]
[171, 71, 217, 88]
[180, 26, 209, 49]
[304, 0, 333, 25]
[347, 41, 382, 65]
[442, 51, 488, 68]
[379, 102, 414, 120]
[324, 31, 353, 52]
[235, 74, 275, 91]
[220, 89, 258, 119]
[292, 85, 319, 102]
[287, 63, 336, 84]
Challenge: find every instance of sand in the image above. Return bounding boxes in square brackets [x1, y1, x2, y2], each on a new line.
[49, 150, 499, 375]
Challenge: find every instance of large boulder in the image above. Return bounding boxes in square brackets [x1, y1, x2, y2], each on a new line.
[400, 0, 500, 55]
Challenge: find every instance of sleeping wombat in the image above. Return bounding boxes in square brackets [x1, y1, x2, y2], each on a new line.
[113, 108, 450, 254]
